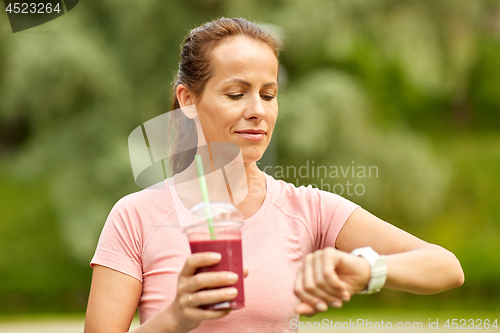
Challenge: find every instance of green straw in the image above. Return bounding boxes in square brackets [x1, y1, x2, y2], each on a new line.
[195, 154, 216, 240]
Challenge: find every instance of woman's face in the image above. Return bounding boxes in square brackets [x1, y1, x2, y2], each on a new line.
[194, 35, 279, 163]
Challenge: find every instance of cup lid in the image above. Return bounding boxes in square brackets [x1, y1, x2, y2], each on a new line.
[188, 202, 243, 223]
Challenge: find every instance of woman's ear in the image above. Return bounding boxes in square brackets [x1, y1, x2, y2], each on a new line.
[176, 84, 198, 119]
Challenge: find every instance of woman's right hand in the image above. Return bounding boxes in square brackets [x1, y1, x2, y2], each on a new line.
[166, 252, 243, 333]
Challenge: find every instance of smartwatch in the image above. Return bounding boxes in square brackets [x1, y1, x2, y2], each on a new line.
[350, 246, 387, 294]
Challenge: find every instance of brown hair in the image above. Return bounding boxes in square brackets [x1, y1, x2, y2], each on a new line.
[169, 18, 281, 174]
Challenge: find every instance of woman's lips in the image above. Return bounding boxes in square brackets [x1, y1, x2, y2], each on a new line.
[235, 130, 266, 141]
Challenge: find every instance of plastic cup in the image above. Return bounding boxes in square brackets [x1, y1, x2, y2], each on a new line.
[184, 202, 244, 310]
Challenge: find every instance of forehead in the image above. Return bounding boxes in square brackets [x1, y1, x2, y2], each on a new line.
[209, 35, 278, 82]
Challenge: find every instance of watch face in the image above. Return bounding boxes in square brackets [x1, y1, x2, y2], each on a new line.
[351, 247, 387, 294]
[352, 247, 378, 263]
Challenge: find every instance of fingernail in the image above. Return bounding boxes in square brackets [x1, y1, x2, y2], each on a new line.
[227, 273, 238, 282]
[342, 292, 350, 302]
[315, 302, 328, 312]
[330, 300, 342, 308]
[210, 253, 222, 260]
[226, 288, 237, 296]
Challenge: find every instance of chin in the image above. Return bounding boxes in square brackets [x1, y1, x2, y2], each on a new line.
[241, 151, 264, 164]
[242, 157, 261, 164]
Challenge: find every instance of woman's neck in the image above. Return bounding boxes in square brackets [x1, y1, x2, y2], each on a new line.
[236, 162, 267, 220]
[174, 159, 267, 220]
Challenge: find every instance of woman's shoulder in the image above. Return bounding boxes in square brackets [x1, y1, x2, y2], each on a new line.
[110, 182, 174, 216]
[266, 175, 321, 215]
[266, 175, 359, 239]
[267, 174, 357, 213]
[268, 174, 331, 200]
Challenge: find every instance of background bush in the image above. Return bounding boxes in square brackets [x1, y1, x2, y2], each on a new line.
[1, 0, 499, 313]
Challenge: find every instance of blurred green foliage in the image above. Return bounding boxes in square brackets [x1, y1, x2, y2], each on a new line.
[0, 0, 499, 313]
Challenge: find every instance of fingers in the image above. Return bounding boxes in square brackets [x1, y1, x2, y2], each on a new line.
[180, 301, 232, 321]
[294, 248, 353, 312]
[294, 302, 318, 316]
[171, 254, 240, 331]
[185, 287, 238, 309]
[244, 268, 249, 278]
[169, 301, 231, 333]
[294, 264, 334, 314]
[303, 254, 334, 308]
[179, 252, 222, 278]
[179, 271, 239, 294]
[309, 252, 347, 304]
[321, 248, 351, 301]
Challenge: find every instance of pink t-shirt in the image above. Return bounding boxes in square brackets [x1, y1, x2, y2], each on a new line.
[91, 174, 359, 332]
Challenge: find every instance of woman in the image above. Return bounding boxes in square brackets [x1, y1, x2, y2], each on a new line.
[84, 18, 464, 333]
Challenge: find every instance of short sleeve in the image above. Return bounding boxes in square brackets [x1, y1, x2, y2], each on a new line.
[314, 188, 359, 250]
[90, 196, 143, 283]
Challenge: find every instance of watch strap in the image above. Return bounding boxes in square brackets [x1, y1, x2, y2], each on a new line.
[350, 246, 387, 294]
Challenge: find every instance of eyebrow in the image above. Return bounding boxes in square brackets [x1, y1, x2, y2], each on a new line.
[223, 78, 278, 87]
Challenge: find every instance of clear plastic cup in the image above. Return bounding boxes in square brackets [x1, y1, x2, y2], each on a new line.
[184, 202, 244, 310]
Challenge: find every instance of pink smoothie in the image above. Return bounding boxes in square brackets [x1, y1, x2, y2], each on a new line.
[189, 238, 244, 310]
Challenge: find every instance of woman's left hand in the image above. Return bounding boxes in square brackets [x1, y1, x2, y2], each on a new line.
[293, 247, 371, 316]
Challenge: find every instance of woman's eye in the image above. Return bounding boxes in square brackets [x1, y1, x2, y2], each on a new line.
[261, 94, 275, 101]
[228, 94, 243, 99]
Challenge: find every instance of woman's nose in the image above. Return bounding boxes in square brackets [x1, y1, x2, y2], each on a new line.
[244, 94, 266, 120]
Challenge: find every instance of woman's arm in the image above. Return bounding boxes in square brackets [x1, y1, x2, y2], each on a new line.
[85, 265, 183, 333]
[84, 265, 143, 333]
[85, 253, 242, 333]
[293, 208, 464, 316]
[337, 208, 465, 293]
